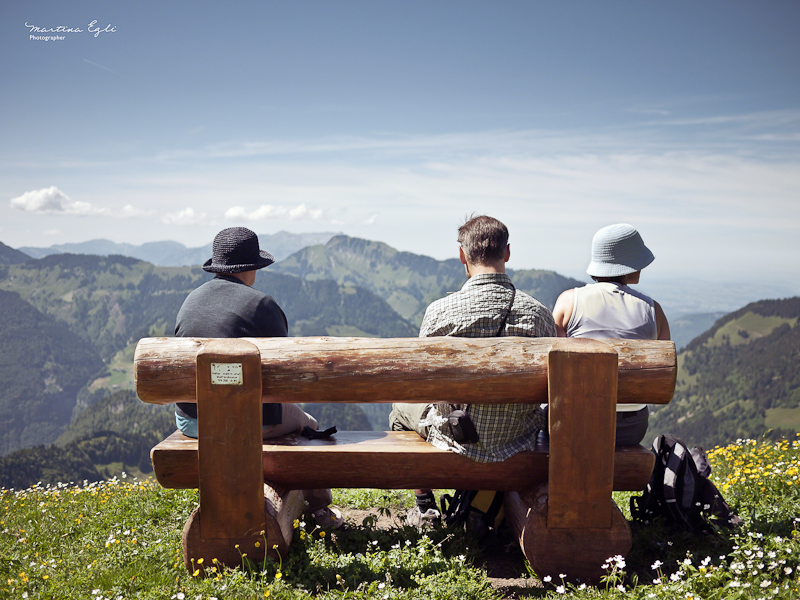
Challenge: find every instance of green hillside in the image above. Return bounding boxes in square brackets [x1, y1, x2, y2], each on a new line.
[0, 254, 197, 360]
[0, 241, 29, 265]
[273, 235, 582, 325]
[256, 271, 416, 338]
[0, 253, 415, 460]
[647, 297, 800, 449]
[0, 390, 175, 489]
[0, 289, 105, 455]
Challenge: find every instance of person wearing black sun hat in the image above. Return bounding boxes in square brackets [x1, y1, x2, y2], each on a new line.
[174, 226, 343, 528]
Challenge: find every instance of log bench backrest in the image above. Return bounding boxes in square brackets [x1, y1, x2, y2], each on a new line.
[134, 336, 677, 407]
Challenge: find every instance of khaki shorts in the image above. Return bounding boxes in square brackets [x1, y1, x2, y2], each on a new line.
[388, 402, 434, 439]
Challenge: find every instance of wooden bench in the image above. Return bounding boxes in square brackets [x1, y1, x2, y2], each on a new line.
[134, 335, 676, 582]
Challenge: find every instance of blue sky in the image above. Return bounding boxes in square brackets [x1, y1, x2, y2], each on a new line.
[2, 1, 799, 286]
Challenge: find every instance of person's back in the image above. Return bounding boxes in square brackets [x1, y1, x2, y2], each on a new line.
[566, 281, 656, 340]
[418, 272, 554, 462]
[389, 215, 555, 526]
[552, 223, 670, 446]
[173, 227, 342, 529]
[176, 274, 287, 339]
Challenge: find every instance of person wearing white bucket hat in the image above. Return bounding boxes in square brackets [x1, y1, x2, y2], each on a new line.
[549, 223, 671, 446]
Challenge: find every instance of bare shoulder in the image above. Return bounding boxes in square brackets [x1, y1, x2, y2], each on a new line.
[653, 300, 671, 341]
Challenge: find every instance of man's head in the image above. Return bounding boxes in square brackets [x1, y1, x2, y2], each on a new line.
[203, 227, 275, 275]
[457, 215, 510, 270]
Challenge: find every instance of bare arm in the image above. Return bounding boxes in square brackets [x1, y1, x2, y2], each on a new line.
[552, 289, 574, 338]
[654, 301, 671, 340]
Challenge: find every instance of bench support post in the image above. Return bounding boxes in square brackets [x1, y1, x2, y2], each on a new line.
[506, 339, 632, 583]
[181, 339, 304, 573]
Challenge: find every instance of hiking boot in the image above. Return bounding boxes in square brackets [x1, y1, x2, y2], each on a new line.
[311, 506, 344, 529]
[405, 505, 441, 529]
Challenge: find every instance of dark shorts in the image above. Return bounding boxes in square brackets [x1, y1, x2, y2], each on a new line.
[537, 405, 649, 447]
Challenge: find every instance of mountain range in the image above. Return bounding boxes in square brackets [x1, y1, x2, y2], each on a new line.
[1, 232, 797, 488]
[17, 231, 340, 266]
[0, 235, 581, 457]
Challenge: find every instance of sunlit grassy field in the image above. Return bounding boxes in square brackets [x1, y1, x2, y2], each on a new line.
[3, 437, 800, 599]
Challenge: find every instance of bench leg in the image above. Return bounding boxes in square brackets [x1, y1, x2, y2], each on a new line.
[182, 484, 305, 573]
[505, 484, 632, 583]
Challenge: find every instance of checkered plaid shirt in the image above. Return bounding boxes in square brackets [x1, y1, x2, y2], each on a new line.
[420, 273, 556, 462]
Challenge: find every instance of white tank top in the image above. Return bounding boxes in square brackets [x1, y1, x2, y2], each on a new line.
[567, 282, 657, 411]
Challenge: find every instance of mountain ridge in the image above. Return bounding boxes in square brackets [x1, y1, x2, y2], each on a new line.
[273, 234, 582, 324]
[18, 231, 340, 266]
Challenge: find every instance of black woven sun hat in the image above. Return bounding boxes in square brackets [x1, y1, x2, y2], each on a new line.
[203, 227, 275, 273]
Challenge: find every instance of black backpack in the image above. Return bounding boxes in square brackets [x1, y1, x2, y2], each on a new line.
[630, 433, 741, 533]
[441, 490, 505, 537]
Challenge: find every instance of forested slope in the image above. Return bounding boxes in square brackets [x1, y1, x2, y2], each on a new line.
[647, 297, 800, 448]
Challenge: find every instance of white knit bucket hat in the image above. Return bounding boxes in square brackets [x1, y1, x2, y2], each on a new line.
[586, 223, 655, 277]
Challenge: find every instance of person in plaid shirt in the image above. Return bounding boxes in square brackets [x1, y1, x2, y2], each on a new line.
[389, 215, 555, 526]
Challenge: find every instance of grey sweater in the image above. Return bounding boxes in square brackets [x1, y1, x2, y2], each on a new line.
[174, 274, 287, 424]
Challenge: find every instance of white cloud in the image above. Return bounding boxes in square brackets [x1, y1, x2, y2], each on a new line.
[225, 204, 322, 221]
[120, 204, 155, 217]
[161, 207, 206, 225]
[9, 186, 108, 216]
[9, 187, 156, 219]
[288, 204, 323, 220]
[226, 205, 287, 220]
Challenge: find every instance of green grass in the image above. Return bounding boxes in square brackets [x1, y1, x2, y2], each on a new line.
[4, 438, 800, 598]
[705, 313, 797, 348]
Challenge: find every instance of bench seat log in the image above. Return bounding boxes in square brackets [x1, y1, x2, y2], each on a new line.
[136, 336, 676, 582]
[151, 429, 655, 492]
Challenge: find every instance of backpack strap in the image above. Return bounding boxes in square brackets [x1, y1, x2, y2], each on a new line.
[496, 285, 516, 335]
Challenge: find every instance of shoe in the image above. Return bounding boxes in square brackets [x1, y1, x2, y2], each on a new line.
[311, 506, 344, 529]
[405, 505, 441, 529]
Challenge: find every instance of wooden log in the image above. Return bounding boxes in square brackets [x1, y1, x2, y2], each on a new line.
[505, 485, 632, 584]
[182, 339, 307, 574]
[134, 336, 676, 405]
[196, 339, 264, 541]
[150, 430, 655, 492]
[547, 338, 617, 529]
[182, 484, 305, 574]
